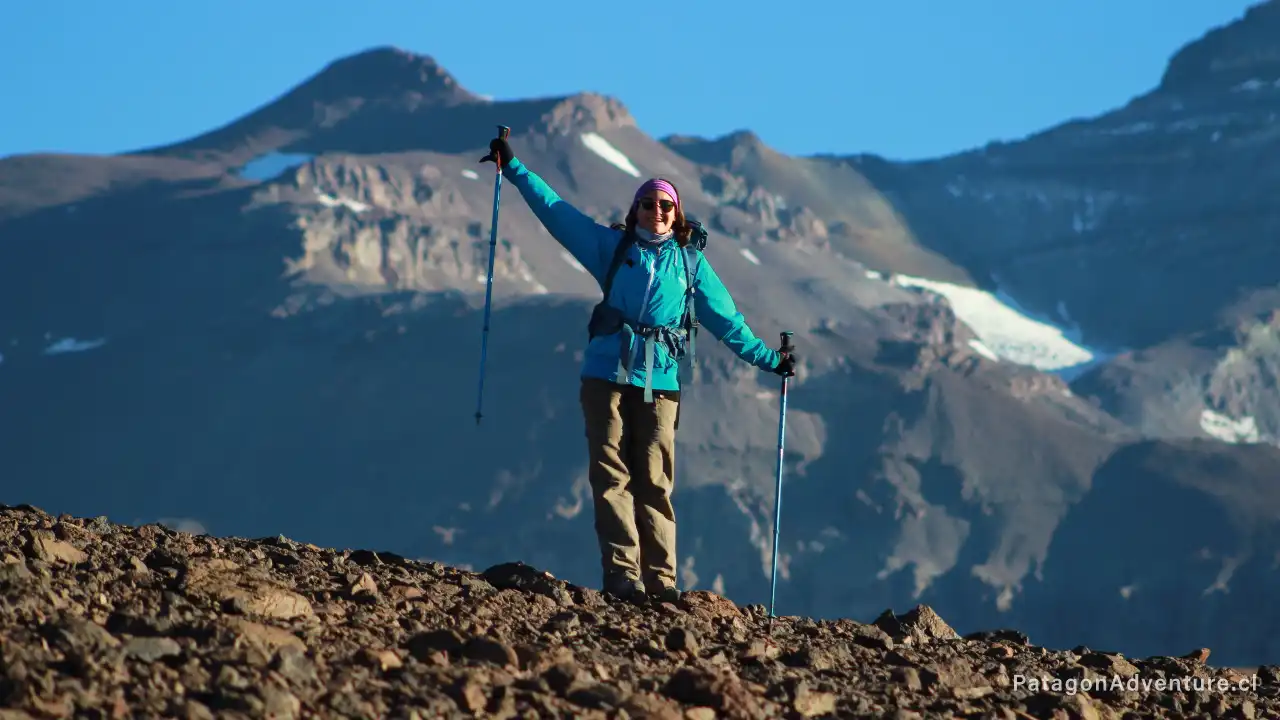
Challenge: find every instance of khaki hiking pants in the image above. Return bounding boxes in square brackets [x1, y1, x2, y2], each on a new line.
[579, 377, 680, 591]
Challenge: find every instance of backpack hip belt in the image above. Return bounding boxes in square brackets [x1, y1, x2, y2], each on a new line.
[620, 321, 688, 403]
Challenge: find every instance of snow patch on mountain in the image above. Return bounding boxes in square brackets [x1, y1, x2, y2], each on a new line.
[315, 189, 370, 213]
[580, 132, 642, 178]
[1101, 122, 1156, 136]
[43, 337, 107, 355]
[1232, 78, 1280, 92]
[968, 339, 1000, 361]
[461, 169, 480, 180]
[1072, 194, 1104, 233]
[739, 248, 761, 265]
[237, 152, 314, 181]
[1200, 409, 1263, 444]
[889, 275, 1098, 373]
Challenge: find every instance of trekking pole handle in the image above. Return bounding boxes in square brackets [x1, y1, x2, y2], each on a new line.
[481, 125, 512, 165]
[779, 331, 794, 353]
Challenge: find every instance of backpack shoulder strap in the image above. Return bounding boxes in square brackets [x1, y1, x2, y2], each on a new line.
[682, 244, 701, 293]
[601, 225, 634, 303]
[682, 219, 708, 324]
[682, 243, 702, 366]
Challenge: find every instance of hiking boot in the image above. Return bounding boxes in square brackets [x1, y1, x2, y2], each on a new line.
[603, 573, 645, 602]
[651, 585, 681, 604]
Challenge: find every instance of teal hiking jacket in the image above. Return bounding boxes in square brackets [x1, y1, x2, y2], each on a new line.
[501, 157, 781, 393]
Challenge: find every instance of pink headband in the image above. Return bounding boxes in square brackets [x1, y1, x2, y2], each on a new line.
[633, 178, 679, 208]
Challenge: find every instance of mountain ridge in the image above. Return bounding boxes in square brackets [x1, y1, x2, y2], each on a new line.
[1159, 0, 1280, 95]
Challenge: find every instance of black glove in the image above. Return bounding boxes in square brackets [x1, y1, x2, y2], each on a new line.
[773, 350, 799, 377]
[481, 136, 514, 167]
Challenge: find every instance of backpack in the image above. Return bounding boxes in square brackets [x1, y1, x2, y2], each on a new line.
[587, 220, 709, 396]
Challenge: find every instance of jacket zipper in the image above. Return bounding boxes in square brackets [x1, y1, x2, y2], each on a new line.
[630, 248, 658, 375]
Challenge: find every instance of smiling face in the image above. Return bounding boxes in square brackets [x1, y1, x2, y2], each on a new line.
[636, 191, 677, 235]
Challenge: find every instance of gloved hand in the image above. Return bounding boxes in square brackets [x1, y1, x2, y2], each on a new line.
[773, 350, 799, 377]
[481, 136, 514, 167]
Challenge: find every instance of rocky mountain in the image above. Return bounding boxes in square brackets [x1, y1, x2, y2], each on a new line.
[3, 3, 1280, 669]
[819, 0, 1280, 443]
[4, 505, 1276, 719]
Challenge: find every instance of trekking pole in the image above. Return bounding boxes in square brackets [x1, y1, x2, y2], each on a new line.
[474, 124, 511, 425]
[767, 331, 795, 632]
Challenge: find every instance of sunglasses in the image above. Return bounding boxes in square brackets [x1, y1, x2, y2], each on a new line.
[639, 199, 676, 212]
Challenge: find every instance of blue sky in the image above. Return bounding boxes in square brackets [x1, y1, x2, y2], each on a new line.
[0, 0, 1261, 161]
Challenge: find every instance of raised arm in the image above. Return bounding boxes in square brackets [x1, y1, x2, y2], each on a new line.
[500, 157, 616, 281]
[690, 253, 781, 371]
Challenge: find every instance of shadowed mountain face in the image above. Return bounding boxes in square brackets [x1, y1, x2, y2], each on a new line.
[4, 5, 1280, 667]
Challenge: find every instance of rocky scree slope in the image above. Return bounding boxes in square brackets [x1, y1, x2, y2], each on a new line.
[3, 505, 1277, 720]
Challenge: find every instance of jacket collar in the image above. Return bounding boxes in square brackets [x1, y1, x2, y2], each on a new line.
[634, 228, 674, 250]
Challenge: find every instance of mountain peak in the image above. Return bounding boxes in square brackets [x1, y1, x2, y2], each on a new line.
[661, 129, 773, 167]
[301, 46, 478, 106]
[137, 46, 480, 159]
[1159, 0, 1280, 94]
[535, 92, 636, 134]
[665, 129, 763, 148]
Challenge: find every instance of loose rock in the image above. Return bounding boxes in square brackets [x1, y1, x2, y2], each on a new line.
[0, 506, 1272, 719]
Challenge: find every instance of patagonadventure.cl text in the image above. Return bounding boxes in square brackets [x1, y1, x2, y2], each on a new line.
[1013, 673, 1259, 696]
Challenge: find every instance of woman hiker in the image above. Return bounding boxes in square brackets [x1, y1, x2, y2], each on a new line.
[483, 133, 799, 603]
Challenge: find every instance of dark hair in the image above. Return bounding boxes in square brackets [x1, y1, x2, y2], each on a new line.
[624, 178, 692, 246]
